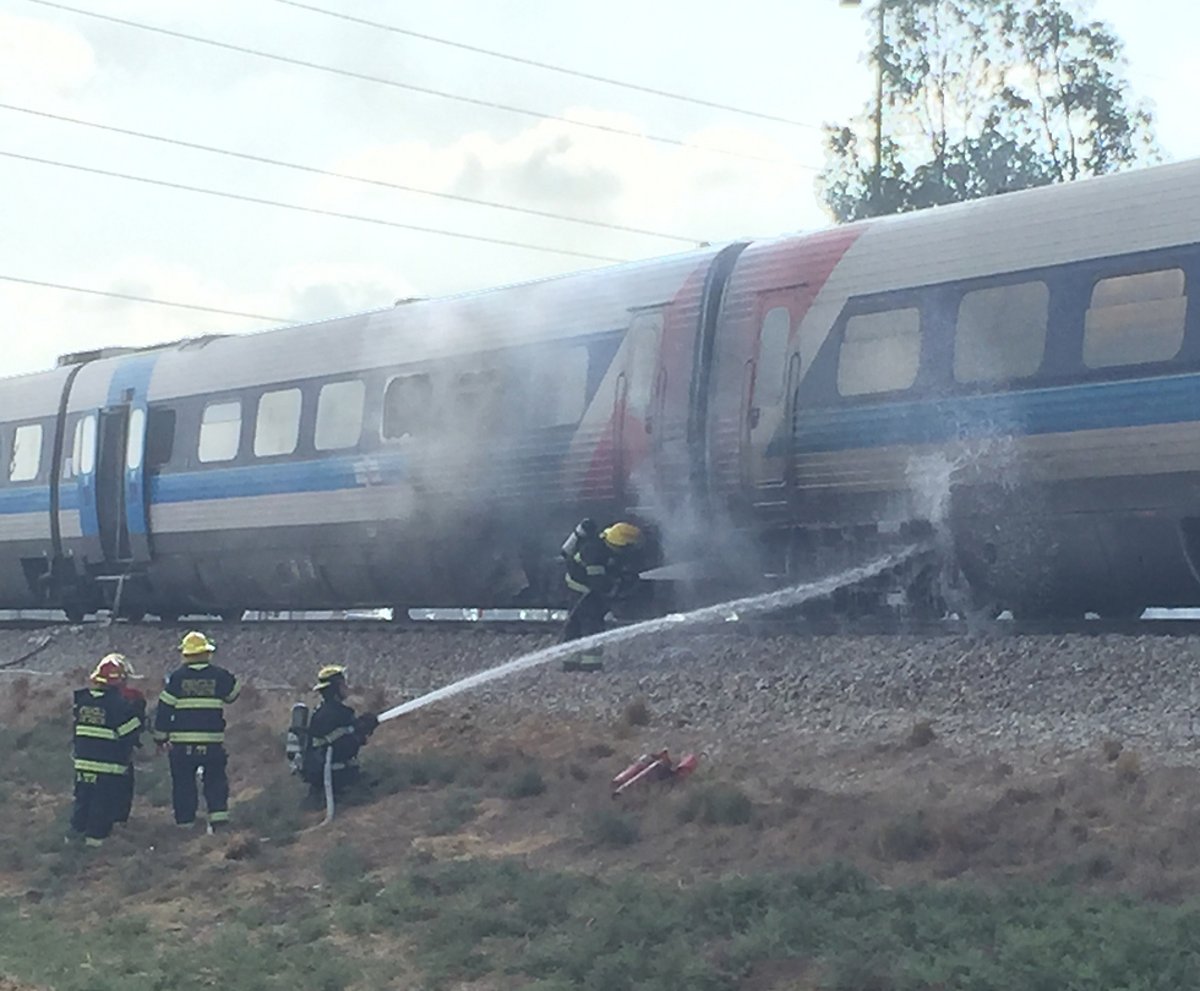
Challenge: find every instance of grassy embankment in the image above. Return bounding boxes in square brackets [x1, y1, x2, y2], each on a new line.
[2, 674, 1199, 990]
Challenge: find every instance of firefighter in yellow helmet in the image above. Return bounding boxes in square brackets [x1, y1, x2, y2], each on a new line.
[70, 654, 142, 847]
[152, 631, 241, 832]
[302, 665, 378, 798]
[558, 520, 645, 672]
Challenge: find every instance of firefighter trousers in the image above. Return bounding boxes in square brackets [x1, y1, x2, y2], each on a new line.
[115, 765, 135, 824]
[71, 770, 125, 844]
[560, 589, 610, 670]
[168, 744, 230, 826]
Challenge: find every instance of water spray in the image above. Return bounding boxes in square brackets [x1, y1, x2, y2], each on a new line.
[378, 545, 925, 723]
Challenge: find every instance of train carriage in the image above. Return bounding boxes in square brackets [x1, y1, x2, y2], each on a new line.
[5, 158, 1200, 619]
[0, 247, 732, 618]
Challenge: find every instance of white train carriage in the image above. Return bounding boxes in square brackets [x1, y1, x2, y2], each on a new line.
[704, 158, 1200, 616]
[6, 158, 1200, 619]
[0, 247, 736, 618]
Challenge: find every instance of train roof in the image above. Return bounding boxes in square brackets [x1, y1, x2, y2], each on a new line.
[12, 156, 1200, 409]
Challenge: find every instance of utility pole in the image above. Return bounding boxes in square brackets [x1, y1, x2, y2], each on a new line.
[840, 0, 886, 213]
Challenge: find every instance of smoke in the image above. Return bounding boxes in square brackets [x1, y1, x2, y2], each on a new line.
[379, 545, 923, 721]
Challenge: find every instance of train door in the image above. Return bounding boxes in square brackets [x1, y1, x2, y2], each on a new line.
[95, 406, 131, 563]
[612, 309, 663, 509]
[85, 399, 152, 567]
[740, 295, 796, 498]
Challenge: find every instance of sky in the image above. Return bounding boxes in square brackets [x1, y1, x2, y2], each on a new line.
[2, 0, 1197, 379]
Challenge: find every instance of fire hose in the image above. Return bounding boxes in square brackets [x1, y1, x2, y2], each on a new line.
[322, 745, 335, 826]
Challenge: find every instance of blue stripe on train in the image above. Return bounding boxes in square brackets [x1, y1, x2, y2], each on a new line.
[777, 371, 1200, 457]
[149, 451, 408, 504]
[0, 453, 403, 518]
[9, 371, 1195, 518]
[0, 486, 80, 516]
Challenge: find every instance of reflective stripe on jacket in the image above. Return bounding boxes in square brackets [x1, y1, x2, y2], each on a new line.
[153, 662, 241, 745]
[73, 687, 139, 776]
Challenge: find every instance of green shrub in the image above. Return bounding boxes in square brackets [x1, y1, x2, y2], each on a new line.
[504, 765, 547, 799]
[236, 775, 303, 842]
[585, 809, 640, 847]
[428, 790, 480, 835]
[363, 751, 471, 794]
[876, 812, 937, 862]
[322, 843, 370, 887]
[677, 782, 754, 826]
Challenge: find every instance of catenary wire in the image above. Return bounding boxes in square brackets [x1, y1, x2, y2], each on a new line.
[0, 150, 630, 263]
[0, 102, 702, 245]
[271, 0, 824, 132]
[1, 274, 290, 322]
[25, 0, 815, 170]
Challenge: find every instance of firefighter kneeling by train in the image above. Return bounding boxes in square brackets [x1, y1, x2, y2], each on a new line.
[287, 665, 379, 803]
[558, 519, 646, 672]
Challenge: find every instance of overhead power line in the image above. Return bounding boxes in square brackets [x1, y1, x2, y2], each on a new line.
[1, 274, 289, 322]
[0, 150, 629, 263]
[26, 0, 813, 170]
[272, 0, 823, 132]
[0, 102, 700, 245]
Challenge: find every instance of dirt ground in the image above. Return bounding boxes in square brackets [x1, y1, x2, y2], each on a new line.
[5, 667, 1200, 914]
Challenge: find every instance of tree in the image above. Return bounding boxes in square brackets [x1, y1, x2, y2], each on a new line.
[818, 0, 1157, 222]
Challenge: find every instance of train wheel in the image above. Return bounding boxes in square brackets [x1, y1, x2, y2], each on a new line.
[220, 609, 244, 623]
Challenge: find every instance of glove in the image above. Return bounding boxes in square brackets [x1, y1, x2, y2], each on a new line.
[155, 741, 170, 755]
[612, 576, 641, 600]
[354, 713, 379, 738]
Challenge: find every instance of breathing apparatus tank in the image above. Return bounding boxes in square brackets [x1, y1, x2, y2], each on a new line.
[286, 702, 309, 774]
[560, 518, 598, 561]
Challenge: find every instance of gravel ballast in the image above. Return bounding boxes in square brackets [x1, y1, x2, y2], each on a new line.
[4, 622, 1200, 769]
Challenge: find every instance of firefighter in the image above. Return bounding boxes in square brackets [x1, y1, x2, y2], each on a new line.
[114, 656, 148, 825]
[303, 665, 378, 800]
[558, 519, 644, 672]
[71, 654, 142, 847]
[152, 631, 241, 833]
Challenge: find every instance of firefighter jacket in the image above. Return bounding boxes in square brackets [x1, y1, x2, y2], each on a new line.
[564, 534, 640, 598]
[153, 661, 241, 746]
[304, 697, 375, 780]
[73, 687, 141, 776]
[118, 685, 148, 749]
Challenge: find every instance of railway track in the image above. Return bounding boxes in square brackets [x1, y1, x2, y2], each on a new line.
[4, 611, 1200, 638]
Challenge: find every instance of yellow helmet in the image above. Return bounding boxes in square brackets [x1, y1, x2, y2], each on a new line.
[601, 522, 643, 549]
[179, 631, 216, 656]
[314, 664, 347, 692]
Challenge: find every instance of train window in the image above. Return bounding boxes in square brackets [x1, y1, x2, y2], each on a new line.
[529, 346, 588, 427]
[8, 423, 43, 482]
[315, 380, 364, 451]
[954, 281, 1049, 383]
[68, 414, 97, 478]
[837, 307, 921, 396]
[146, 408, 176, 468]
[254, 388, 302, 457]
[626, 312, 662, 415]
[126, 408, 146, 471]
[1084, 268, 1187, 368]
[198, 401, 241, 463]
[754, 307, 792, 406]
[383, 373, 432, 440]
[455, 370, 502, 422]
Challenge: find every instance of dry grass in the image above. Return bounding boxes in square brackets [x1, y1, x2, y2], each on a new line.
[907, 720, 937, 748]
[1113, 750, 1141, 784]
